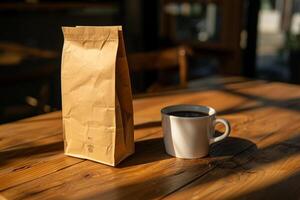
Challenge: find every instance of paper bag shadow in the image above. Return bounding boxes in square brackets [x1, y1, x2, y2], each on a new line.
[117, 137, 171, 168]
[134, 121, 161, 129]
[118, 135, 256, 168]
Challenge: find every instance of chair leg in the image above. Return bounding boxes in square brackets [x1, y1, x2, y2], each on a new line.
[178, 47, 188, 88]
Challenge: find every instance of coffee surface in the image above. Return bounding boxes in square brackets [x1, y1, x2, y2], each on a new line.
[168, 111, 208, 118]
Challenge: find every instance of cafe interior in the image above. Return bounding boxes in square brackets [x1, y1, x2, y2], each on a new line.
[0, 0, 299, 123]
[3, 1, 300, 199]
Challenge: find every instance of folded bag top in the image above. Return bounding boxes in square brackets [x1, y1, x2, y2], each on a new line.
[61, 26, 134, 166]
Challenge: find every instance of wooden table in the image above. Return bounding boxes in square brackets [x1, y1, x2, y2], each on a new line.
[1, 78, 300, 199]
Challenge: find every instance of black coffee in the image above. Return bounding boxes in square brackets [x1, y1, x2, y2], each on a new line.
[168, 111, 208, 118]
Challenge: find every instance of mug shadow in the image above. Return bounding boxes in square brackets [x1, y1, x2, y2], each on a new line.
[208, 130, 257, 157]
[209, 136, 257, 158]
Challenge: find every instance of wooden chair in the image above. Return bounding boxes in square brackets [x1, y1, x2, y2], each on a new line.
[0, 42, 58, 123]
[128, 46, 191, 93]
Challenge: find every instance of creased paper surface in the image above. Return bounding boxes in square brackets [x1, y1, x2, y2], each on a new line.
[61, 26, 134, 166]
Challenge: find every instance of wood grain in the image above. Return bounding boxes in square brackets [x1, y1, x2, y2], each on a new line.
[0, 112, 62, 150]
[1, 78, 300, 199]
[164, 111, 300, 200]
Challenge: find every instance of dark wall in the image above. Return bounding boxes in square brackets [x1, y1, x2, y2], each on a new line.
[0, 9, 120, 51]
[141, 0, 159, 51]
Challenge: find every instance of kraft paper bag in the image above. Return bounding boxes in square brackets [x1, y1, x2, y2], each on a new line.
[61, 26, 134, 166]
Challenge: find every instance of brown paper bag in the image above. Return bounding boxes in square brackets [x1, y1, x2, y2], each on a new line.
[61, 26, 134, 166]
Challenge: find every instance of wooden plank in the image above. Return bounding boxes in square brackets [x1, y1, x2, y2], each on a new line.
[0, 134, 63, 174]
[1, 81, 300, 199]
[0, 116, 162, 191]
[2, 106, 296, 200]
[0, 137, 233, 200]
[0, 134, 83, 191]
[0, 101, 166, 191]
[0, 112, 62, 150]
[0, 86, 249, 199]
[164, 123, 300, 199]
[160, 83, 300, 199]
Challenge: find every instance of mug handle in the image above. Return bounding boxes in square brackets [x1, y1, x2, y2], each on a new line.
[210, 118, 231, 144]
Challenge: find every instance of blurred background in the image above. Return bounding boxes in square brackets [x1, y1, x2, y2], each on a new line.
[0, 0, 300, 123]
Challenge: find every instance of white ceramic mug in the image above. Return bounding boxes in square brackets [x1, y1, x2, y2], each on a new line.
[161, 105, 231, 159]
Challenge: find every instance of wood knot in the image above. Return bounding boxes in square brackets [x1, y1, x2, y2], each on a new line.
[87, 144, 94, 153]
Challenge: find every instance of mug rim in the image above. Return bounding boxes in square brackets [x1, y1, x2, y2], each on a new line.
[161, 104, 216, 119]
